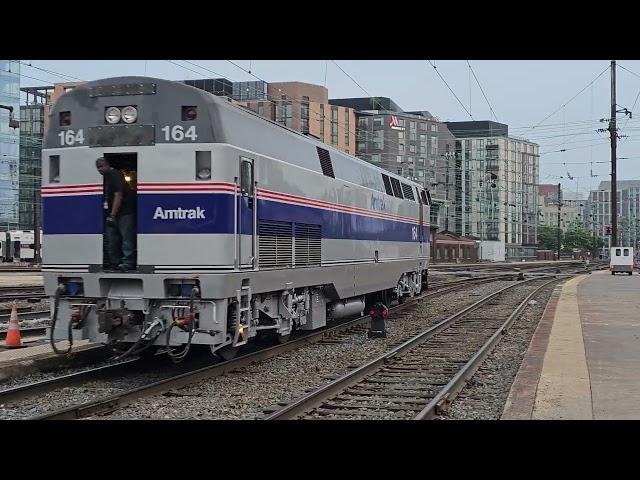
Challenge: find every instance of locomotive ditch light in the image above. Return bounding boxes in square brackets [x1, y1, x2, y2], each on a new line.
[59, 111, 71, 126]
[197, 168, 211, 180]
[105, 107, 121, 124]
[182, 106, 197, 121]
[121, 106, 138, 124]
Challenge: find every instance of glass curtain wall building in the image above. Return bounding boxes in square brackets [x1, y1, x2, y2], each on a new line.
[0, 60, 20, 231]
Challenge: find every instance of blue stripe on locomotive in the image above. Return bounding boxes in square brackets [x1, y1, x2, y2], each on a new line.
[42, 195, 104, 235]
[42, 193, 430, 243]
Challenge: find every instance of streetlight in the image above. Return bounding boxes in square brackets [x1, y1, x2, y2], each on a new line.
[0, 105, 19, 130]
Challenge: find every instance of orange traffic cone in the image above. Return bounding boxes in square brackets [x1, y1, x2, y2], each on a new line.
[4, 303, 22, 348]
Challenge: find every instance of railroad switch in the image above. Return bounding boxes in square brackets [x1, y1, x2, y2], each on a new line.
[368, 302, 388, 338]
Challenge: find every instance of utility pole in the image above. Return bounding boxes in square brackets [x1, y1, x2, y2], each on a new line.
[33, 165, 41, 263]
[557, 183, 562, 260]
[610, 60, 618, 247]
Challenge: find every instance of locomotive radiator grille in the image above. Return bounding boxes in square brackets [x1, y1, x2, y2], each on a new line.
[294, 223, 321, 267]
[258, 221, 321, 269]
[258, 221, 293, 269]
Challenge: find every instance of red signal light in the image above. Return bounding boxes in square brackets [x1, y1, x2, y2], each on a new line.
[182, 106, 198, 121]
[59, 111, 71, 126]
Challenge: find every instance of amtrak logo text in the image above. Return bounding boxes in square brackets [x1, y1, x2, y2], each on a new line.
[153, 207, 206, 220]
[371, 195, 386, 211]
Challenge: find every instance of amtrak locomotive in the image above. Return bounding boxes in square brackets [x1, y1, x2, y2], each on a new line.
[42, 76, 431, 361]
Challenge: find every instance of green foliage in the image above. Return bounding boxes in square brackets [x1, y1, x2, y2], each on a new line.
[537, 225, 561, 251]
[538, 224, 604, 253]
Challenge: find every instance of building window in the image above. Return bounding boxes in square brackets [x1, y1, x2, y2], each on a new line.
[431, 123, 438, 132]
[301, 96, 309, 134]
[344, 108, 349, 145]
[420, 133, 426, 143]
[396, 155, 403, 163]
[420, 122, 427, 131]
[373, 129, 384, 150]
[331, 106, 338, 145]
[431, 137, 438, 155]
[419, 145, 426, 154]
[409, 144, 416, 153]
[418, 157, 425, 165]
[397, 167, 403, 175]
[276, 96, 292, 127]
[398, 131, 404, 140]
[258, 102, 264, 116]
[407, 156, 414, 165]
[373, 116, 383, 126]
[371, 154, 381, 163]
[399, 143, 405, 153]
[398, 119, 405, 127]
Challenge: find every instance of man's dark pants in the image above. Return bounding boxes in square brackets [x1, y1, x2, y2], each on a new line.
[106, 213, 136, 268]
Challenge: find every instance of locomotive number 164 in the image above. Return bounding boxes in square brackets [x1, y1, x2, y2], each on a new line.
[161, 125, 198, 142]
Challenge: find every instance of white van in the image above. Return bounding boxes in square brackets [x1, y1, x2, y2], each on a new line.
[610, 246, 635, 275]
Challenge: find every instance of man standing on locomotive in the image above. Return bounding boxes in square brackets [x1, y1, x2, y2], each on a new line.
[96, 157, 137, 271]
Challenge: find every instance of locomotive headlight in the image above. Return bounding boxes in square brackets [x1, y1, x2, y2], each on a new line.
[197, 168, 211, 180]
[105, 107, 121, 124]
[121, 106, 138, 124]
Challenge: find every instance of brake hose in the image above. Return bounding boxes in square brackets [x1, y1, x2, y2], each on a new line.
[166, 287, 199, 363]
[112, 318, 163, 361]
[50, 284, 73, 355]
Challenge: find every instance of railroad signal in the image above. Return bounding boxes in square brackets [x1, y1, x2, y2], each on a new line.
[368, 302, 388, 338]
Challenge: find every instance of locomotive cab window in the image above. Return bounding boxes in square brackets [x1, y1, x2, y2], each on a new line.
[240, 157, 254, 196]
[49, 155, 60, 183]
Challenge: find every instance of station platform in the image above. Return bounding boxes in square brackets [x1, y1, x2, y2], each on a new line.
[502, 269, 640, 419]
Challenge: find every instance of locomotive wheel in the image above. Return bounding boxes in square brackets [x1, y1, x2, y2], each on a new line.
[217, 345, 240, 361]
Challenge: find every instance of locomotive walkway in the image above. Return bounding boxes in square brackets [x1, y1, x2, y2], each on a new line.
[502, 270, 640, 419]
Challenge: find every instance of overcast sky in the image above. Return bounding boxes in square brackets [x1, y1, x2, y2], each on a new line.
[19, 60, 640, 199]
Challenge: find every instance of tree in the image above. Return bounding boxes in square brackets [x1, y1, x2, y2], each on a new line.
[562, 225, 605, 254]
[538, 225, 562, 251]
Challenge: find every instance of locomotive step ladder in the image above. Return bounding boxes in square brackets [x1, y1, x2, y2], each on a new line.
[232, 280, 252, 347]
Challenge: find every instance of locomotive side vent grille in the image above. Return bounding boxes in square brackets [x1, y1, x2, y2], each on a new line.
[317, 146, 335, 178]
[294, 223, 321, 267]
[390, 177, 404, 198]
[258, 221, 293, 269]
[381, 174, 393, 196]
[401, 183, 415, 201]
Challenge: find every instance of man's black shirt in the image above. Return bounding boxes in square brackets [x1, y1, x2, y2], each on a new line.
[104, 168, 136, 216]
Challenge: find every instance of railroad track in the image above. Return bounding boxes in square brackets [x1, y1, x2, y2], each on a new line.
[0, 310, 49, 323]
[2, 275, 503, 419]
[0, 286, 46, 302]
[0, 266, 41, 273]
[0, 326, 47, 342]
[262, 276, 561, 420]
[2, 266, 586, 420]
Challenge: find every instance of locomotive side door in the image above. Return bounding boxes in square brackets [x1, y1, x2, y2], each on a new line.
[237, 156, 256, 269]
